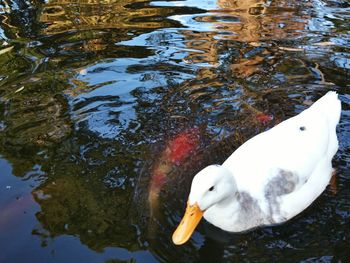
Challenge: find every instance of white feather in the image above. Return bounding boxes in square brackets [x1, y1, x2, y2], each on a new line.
[188, 91, 341, 232]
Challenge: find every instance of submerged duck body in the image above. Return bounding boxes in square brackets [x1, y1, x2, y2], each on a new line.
[173, 91, 341, 245]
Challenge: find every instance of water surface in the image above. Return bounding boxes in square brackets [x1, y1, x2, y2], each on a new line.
[0, 0, 349, 262]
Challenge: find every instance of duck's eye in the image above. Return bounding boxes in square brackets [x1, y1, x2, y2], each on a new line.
[209, 186, 214, 191]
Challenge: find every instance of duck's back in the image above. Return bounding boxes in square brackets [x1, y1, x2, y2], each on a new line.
[223, 91, 341, 196]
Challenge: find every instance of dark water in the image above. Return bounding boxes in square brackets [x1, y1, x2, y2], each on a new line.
[0, 0, 349, 262]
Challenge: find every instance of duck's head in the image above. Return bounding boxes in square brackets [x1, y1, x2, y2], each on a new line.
[172, 165, 236, 245]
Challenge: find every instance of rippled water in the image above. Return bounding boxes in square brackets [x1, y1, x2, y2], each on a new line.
[0, 0, 349, 262]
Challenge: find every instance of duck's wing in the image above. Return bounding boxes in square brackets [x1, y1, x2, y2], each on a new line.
[276, 155, 333, 222]
[223, 92, 341, 220]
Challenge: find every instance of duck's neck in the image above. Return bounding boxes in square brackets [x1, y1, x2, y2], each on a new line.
[203, 192, 242, 232]
[203, 191, 268, 232]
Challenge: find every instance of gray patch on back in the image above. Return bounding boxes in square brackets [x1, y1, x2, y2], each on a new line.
[264, 169, 299, 222]
[236, 191, 265, 230]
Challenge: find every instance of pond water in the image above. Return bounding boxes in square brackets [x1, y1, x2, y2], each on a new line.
[0, 0, 349, 262]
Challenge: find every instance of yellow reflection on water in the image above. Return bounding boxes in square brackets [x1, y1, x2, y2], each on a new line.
[39, 0, 175, 35]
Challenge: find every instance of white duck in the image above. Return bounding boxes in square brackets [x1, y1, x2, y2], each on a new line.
[172, 91, 341, 245]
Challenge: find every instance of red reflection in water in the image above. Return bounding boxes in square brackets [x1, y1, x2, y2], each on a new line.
[168, 130, 198, 164]
[148, 128, 201, 222]
[255, 112, 273, 125]
[0, 194, 35, 230]
[149, 128, 200, 191]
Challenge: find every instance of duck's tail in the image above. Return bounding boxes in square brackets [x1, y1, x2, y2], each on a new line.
[311, 91, 341, 128]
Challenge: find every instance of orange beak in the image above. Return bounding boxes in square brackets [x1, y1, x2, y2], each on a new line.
[172, 202, 203, 245]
